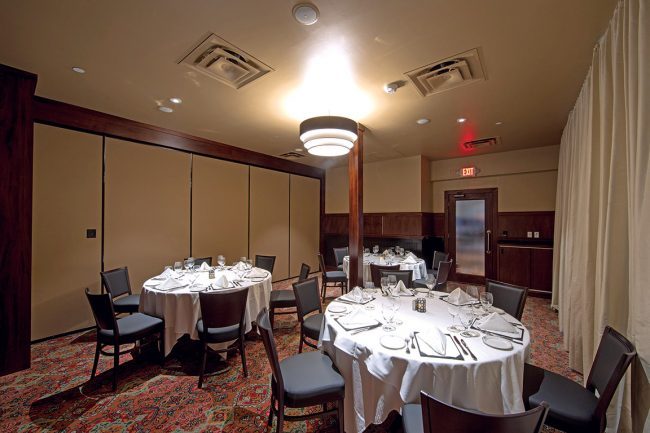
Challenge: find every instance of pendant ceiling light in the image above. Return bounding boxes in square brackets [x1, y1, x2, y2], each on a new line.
[299, 116, 358, 156]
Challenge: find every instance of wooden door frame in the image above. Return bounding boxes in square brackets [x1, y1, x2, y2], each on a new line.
[444, 188, 498, 283]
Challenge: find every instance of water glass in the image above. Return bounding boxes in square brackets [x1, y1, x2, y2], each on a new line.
[425, 274, 436, 297]
[447, 305, 464, 332]
[184, 257, 194, 273]
[373, 245, 379, 254]
[380, 277, 389, 295]
[173, 261, 182, 272]
[382, 301, 396, 332]
[388, 275, 397, 295]
[217, 255, 226, 269]
[480, 292, 494, 313]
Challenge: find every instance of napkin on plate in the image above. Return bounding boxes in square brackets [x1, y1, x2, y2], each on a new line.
[232, 262, 246, 272]
[199, 262, 211, 271]
[406, 252, 418, 260]
[392, 280, 412, 296]
[158, 277, 185, 291]
[154, 268, 180, 280]
[418, 327, 447, 356]
[340, 287, 367, 303]
[447, 287, 474, 305]
[402, 255, 417, 264]
[382, 249, 390, 255]
[338, 309, 377, 329]
[215, 274, 230, 288]
[246, 268, 268, 279]
[476, 312, 517, 334]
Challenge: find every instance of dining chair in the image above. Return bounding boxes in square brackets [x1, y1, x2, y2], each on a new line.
[100, 267, 140, 314]
[485, 279, 528, 320]
[369, 263, 400, 288]
[523, 326, 636, 433]
[380, 269, 413, 288]
[85, 288, 164, 391]
[269, 263, 310, 329]
[429, 250, 449, 277]
[333, 246, 349, 271]
[402, 391, 549, 433]
[416, 259, 454, 290]
[292, 276, 323, 352]
[255, 255, 276, 274]
[317, 253, 348, 302]
[257, 308, 345, 433]
[188, 256, 212, 267]
[196, 288, 249, 388]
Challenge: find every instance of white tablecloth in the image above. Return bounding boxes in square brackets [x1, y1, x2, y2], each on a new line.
[342, 254, 428, 285]
[140, 268, 272, 355]
[320, 294, 530, 433]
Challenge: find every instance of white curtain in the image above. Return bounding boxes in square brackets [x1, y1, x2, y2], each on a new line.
[552, 0, 650, 431]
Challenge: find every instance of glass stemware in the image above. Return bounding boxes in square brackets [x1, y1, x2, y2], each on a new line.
[380, 277, 389, 296]
[447, 305, 464, 332]
[373, 245, 379, 255]
[480, 292, 494, 314]
[173, 261, 182, 273]
[425, 274, 436, 297]
[387, 275, 397, 296]
[217, 255, 226, 270]
[184, 257, 194, 273]
[382, 300, 397, 332]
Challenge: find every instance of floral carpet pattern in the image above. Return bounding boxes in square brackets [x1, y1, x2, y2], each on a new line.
[0, 278, 578, 433]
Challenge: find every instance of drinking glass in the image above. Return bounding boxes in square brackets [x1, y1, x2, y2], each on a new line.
[459, 307, 473, 330]
[447, 305, 464, 332]
[164, 265, 172, 272]
[380, 277, 389, 296]
[217, 255, 226, 270]
[184, 257, 194, 273]
[480, 292, 494, 313]
[382, 300, 396, 332]
[388, 275, 397, 296]
[246, 259, 253, 271]
[364, 248, 370, 254]
[425, 274, 436, 297]
[173, 261, 182, 273]
[466, 285, 480, 311]
[373, 245, 379, 254]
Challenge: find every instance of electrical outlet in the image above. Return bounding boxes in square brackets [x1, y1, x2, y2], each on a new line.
[86, 228, 96, 239]
[534, 231, 540, 238]
[527, 231, 533, 238]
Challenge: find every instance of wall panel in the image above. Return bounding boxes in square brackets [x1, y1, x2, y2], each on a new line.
[32, 125, 102, 340]
[289, 175, 320, 276]
[192, 155, 248, 265]
[104, 138, 190, 290]
[250, 167, 289, 281]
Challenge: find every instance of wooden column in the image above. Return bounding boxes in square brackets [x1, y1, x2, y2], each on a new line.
[0, 64, 37, 376]
[348, 125, 364, 288]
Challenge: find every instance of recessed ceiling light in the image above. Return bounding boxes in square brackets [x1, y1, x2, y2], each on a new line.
[72, 67, 86, 74]
[416, 118, 430, 125]
[158, 106, 173, 113]
[495, 121, 503, 125]
[457, 117, 467, 123]
[169, 97, 182, 104]
[292, 3, 319, 25]
[295, 148, 304, 152]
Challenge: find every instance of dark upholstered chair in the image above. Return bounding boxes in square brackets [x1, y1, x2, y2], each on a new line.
[415, 259, 453, 290]
[100, 267, 140, 314]
[403, 391, 548, 433]
[333, 247, 349, 271]
[189, 256, 212, 267]
[196, 288, 249, 388]
[269, 263, 310, 329]
[255, 255, 276, 274]
[523, 326, 636, 433]
[486, 279, 528, 320]
[380, 269, 413, 288]
[318, 253, 347, 302]
[292, 277, 323, 353]
[85, 288, 164, 391]
[369, 263, 400, 288]
[257, 308, 345, 433]
[428, 251, 449, 277]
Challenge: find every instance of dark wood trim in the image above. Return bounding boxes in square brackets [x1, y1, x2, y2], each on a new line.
[324, 212, 438, 238]
[33, 96, 324, 180]
[0, 65, 37, 376]
[348, 127, 364, 288]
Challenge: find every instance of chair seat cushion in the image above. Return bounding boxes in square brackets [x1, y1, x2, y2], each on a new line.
[270, 290, 296, 308]
[413, 279, 428, 289]
[402, 403, 423, 433]
[196, 320, 241, 343]
[112, 294, 140, 312]
[525, 363, 600, 432]
[279, 351, 344, 406]
[324, 271, 347, 282]
[303, 313, 324, 340]
[98, 312, 162, 343]
[336, 264, 344, 271]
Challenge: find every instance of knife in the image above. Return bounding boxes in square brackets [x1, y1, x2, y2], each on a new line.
[461, 339, 477, 361]
[476, 328, 524, 345]
[453, 335, 468, 356]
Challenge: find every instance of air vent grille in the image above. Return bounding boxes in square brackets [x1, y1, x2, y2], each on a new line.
[463, 136, 499, 150]
[179, 34, 273, 89]
[405, 48, 485, 97]
[278, 151, 306, 159]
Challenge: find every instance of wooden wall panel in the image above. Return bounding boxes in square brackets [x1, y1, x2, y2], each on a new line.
[289, 175, 320, 276]
[250, 168, 290, 281]
[498, 211, 555, 241]
[32, 125, 102, 340]
[104, 138, 191, 290]
[192, 156, 248, 265]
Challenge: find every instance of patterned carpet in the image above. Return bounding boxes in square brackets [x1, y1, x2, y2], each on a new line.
[0, 277, 579, 433]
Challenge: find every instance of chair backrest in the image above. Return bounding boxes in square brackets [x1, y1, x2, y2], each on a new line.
[255, 255, 276, 274]
[292, 277, 322, 320]
[317, 252, 327, 273]
[432, 251, 450, 271]
[85, 288, 118, 333]
[370, 263, 400, 287]
[257, 308, 285, 393]
[333, 247, 349, 266]
[198, 287, 249, 331]
[420, 391, 549, 433]
[435, 259, 453, 289]
[485, 279, 528, 320]
[191, 256, 212, 267]
[298, 263, 311, 282]
[100, 267, 131, 298]
[380, 269, 413, 288]
[586, 326, 637, 419]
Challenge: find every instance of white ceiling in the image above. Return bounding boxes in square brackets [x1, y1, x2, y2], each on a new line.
[0, 0, 617, 168]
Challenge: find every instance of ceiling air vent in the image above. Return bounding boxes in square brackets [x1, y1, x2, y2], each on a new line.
[278, 151, 306, 159]
[179, 34, 273, 89]
[405, 48, 486, 97]
[463, 136, 499, 151]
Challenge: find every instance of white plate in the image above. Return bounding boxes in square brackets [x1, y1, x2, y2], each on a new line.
[380, 334, 407, 350]
[482, 335, 513, 351]
[415, 287, 429, 293]
[328, 304, 347, 314]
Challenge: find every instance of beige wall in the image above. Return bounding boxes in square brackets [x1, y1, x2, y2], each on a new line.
[290, 175, 320, 275]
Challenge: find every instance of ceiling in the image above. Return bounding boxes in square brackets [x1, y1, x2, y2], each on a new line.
[0, 0, 617, 168]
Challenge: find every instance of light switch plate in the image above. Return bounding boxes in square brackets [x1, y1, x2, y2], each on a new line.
[534, 231, 540, 238]
[527, 231, 533, 238]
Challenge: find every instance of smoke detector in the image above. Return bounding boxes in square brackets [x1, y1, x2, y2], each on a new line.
[293, 4, 319, 25]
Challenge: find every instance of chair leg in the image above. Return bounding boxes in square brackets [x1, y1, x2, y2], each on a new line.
[90, 341, 101, 379]
[159, 331, 165, 366]
[321, 280, 327, 302]
[298, 328, 304, 353]
[112, 344, 119, 391]
[337, 399, 345, 433]
[267, 389, 275, 426]
[239, 337, 248, 377]
[270, 307, 275, 329]
[276, 399, 285, 433]
[198, 342, 207, 389]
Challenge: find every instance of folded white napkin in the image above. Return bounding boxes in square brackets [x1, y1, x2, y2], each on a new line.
[407, 252, 418, 260]
[402, 255, 417, 264]
[158, 277, 185, 291]
[154, 268, 180, 280]
[392, 280, 412, 296]
[215, 274, 230, 288]
[233, 262, 246, 271]
[338, 309, 377, 328]
[350, 286, 363, 302]
[418, 328, 447, 356]
[447, 287, 473, 305]
[199, 262, 211, 271]
[382, 249, 390, 255]
[246, 268, 267, 279]
[378, 257, 386, 265]
[476, 312, 517, 334]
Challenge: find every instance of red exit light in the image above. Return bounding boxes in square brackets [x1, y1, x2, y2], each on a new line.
[461, 166, 477, 177]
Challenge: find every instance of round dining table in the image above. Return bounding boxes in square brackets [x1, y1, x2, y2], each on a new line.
[320, 291, 530, 433]
[342, 253, 428, 284]
[139, 267, 272, 356]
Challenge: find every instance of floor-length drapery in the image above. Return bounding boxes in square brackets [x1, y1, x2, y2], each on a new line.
[552, 0, 649, 431]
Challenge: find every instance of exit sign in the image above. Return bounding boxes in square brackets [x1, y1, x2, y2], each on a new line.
[459, 166, 479, 177]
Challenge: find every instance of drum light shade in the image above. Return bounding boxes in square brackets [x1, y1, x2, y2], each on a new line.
[299, 116, 358, 156]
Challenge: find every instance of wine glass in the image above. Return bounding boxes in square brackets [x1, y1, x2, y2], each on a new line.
[387, 275, 397, 296]
[246, 259, 253, 271]
[480, 292, 494, 314]
[184, 257, 195, 273]
[217, 255, 226, 270]
[466, 286, 480, 311]
[173, 261, 182, 273]
[425, 274, 436, 297]
[380, 277, 389, 296]
[447, 305, 464, 332]
[373, 245, 379, 255]
[382, 300, 396, 332]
